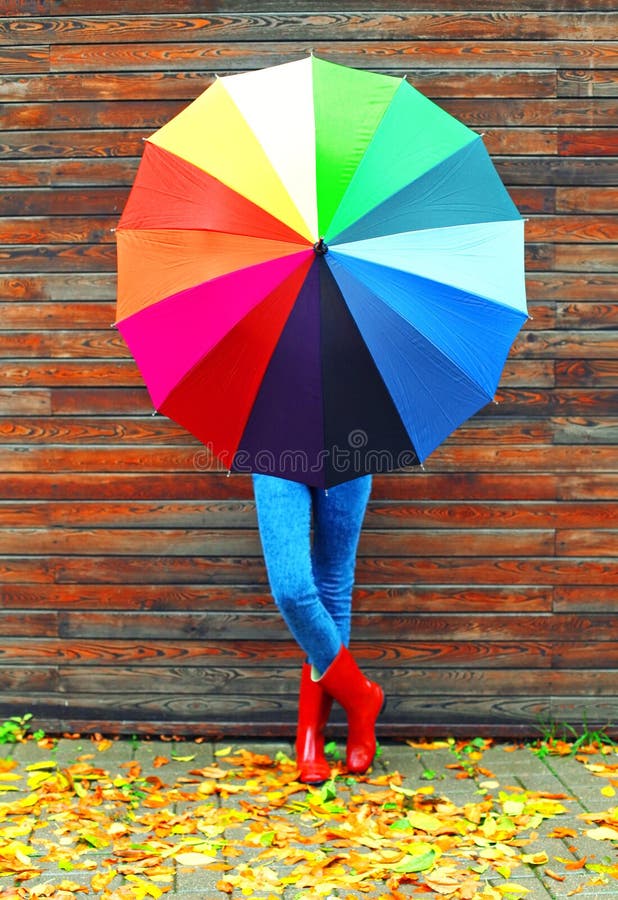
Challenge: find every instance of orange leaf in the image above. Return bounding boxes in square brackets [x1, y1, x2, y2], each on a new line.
[544, 868, 566, 881]
[153, 756, 169, 768]
[564, 856, 587, 870]
[548, 827, 578, 839]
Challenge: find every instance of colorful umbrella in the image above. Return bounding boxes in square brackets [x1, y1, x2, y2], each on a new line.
[116, 55, 527, 488]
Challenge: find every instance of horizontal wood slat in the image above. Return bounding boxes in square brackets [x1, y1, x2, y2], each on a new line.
[2, 14, 617, 45]
[2, 1, 616, 736]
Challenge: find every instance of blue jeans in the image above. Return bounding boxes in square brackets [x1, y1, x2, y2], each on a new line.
[252, 474, 372, 674]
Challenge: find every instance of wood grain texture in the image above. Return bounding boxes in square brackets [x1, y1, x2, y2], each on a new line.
[2, 1, 617, 736]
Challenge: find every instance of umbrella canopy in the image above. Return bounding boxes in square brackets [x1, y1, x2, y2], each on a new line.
[116, 55, 527, 488]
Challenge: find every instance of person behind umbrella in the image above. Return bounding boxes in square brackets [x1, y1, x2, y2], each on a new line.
[252, 471, 384, 783]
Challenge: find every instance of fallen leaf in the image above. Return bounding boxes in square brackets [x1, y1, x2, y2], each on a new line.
[544, 868, 566, 881]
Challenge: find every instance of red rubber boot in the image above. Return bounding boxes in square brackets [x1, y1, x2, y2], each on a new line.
[295, 662, 333, 784]
[317, 646, 384, 774]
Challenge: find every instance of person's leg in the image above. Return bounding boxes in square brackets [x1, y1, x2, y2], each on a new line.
[252, 473, 336, 783]
[311, 475, 383, 774]
[252, 474, 341, 673]
[311, 474, 372, 648]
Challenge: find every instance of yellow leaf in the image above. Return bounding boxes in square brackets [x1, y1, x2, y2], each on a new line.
[521, 851, 548, 865]
[586, 826, 618, 841]
[0, 772, 21, 781]
[170, 754, 195, 762]
[91, 870, 117, 891]
[215, 746, 233, 756]
[406, 810, 443, 833]
[175, 851, 217, 866]
[496, 885, 530, 897]
[25, 760, 57, 771]
[125, 874, 164, 898]
[601, 785, 616, 797]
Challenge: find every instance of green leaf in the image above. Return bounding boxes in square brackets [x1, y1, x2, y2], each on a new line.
[393, 847, 436, 873]
[389, 819, 412, 831]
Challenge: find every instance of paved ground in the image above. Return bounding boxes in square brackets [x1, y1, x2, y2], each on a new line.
[1, 735, 618, 899]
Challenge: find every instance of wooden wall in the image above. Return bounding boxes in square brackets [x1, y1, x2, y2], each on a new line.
[1, 1, 617, 737]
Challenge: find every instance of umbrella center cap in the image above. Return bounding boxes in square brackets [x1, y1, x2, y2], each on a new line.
[313, 238, 328, 256]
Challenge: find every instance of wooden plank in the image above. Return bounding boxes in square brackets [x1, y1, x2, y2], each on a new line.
[554, 585, 618, 612]
[0, 471, 558, 501]
[0, 274, 116, 300]
[0, 361, 142, 387]
[560, 474, 618, 500]
[0, 46, 48, 74]
[526, 274, 618, 302]
[0, 158, 138, 187]
[33, 0, 618, 13]
[0, 416, 189, 443]
[443, 98, 618, 127]
[512, 330, 618, 357]
[510, 187, 555, 215]
[0, 245, 116, 273]
[0, 667, 57, 690]
[555, 360, 618, 386]
[40, 554, 618, 586]
[557, 301, 618, 329]
[0, 388, 51, 415]
[553, 244, 618, 272]
[0, 331, 127, 359]
[560, 130, 618, 156]
[0, 100, 183, 130]
[0, 69, 556, 102]
[558, 69, 618, 98]
[0, 581, 551, 612]
[56, 611, 618, 641]
[553, 417, 618, 444]
[0, 691, 552, 729]
[0, 526, 556, 558]
[0, 302, 116, 329]
[557, 530, 618, 557]
[0, 613, 58, 637]
[0, 216, 116, 244]
[367, 500, 618, 531]
[496, 157, 618, 186]
[0, 129, 146, 159]
[483, 129, 557, 156]
[526, 216, 618, 243]
[556, 188, 618, 214]
[554, 643, 618, 667]
[3, 13, 617, 45]
[0, 187, 128, 216]
[0, 638, 551, 668]
[48, 41, 618, 74]
[53, 666, 618, 698]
